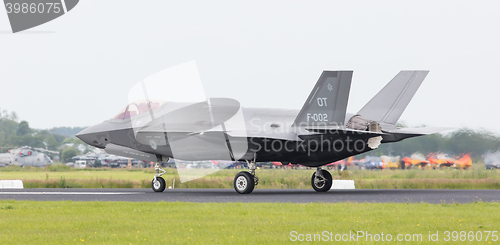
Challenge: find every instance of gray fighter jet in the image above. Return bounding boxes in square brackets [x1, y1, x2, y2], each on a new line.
[0, 146, 53, 167]
[77, 70, 448, 194]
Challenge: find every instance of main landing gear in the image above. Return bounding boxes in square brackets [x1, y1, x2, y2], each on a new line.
[232, 162, 333, 194]
[311, 168, 333, 192]
[152, 156, 167, 192]
[234, 159, 259, 194]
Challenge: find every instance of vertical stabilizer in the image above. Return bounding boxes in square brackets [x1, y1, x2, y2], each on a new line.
[293, 71, 353, 127]
[357, 70, 428, 125]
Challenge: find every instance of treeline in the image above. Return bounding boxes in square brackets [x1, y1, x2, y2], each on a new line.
[368, 128, 500, 159]
[49, 126, 87, 137]
[0, 109, 87, 153]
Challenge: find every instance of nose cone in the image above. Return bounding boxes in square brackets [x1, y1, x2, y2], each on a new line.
[76, 124, 108, 148]
[76, 126, 93, 138]
[76, 126, 93, 143]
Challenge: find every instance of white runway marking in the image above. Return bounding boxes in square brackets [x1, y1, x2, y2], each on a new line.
[0, 192, 139, 195]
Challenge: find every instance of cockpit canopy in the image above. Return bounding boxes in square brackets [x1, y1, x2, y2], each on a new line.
[112, 100, 165, 120]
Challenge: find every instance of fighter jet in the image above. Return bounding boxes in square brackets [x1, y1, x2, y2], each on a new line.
[0, 146, 53, 167]
[77, 69, 448, 194]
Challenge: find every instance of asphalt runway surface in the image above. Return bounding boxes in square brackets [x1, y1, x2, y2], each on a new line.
[1, 188, 499, 203]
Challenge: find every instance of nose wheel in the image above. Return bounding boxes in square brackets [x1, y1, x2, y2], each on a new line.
[311, 168, 332, 192]
[152, 177, 166, 192]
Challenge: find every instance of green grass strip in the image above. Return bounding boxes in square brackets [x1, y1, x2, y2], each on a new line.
[0, 201, 499, 244]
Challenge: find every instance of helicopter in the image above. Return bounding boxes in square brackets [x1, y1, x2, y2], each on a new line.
[0, 146, 54, 167]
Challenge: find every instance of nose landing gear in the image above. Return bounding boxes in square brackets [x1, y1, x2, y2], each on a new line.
[151, 156, 168, 192]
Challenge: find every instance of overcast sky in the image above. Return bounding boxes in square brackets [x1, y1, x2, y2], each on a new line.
[0, 0, 499, 133]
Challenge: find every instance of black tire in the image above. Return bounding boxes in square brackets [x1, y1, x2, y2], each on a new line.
[152, 177, 166, 192]
[233, 171, 255, 194]
[311, 169, 332, 192]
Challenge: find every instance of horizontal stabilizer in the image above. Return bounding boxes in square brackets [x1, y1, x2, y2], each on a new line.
[385, 127, 453, 135]
[357, 71, 428, 125]
[293, 71, 353, 127]
[381, 127, 453, 143]
[294, 125, 385, 139]
[306, 126, 384, 136]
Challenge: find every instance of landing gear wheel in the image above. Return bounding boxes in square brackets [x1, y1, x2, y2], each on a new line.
[152, 177, 166, 192]
[311, 169, 332, 192]
[234, 171, 255, 194]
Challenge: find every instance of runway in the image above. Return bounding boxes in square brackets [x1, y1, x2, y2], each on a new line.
[1, 188, 499, 203]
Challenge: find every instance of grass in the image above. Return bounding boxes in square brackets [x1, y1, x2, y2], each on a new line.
[22, 177, 149, 188]
[0, 200, 499, 244]
[0, 167, 154, 181]
[2, 164, 500, 189]
[355, 178, 500, 189]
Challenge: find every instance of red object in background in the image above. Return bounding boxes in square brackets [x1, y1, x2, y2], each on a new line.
[328, 157, 355, 167]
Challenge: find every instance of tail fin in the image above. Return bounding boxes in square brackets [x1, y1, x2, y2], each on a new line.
[357, 70, 428, 125]
[293, 71, 353, 127]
